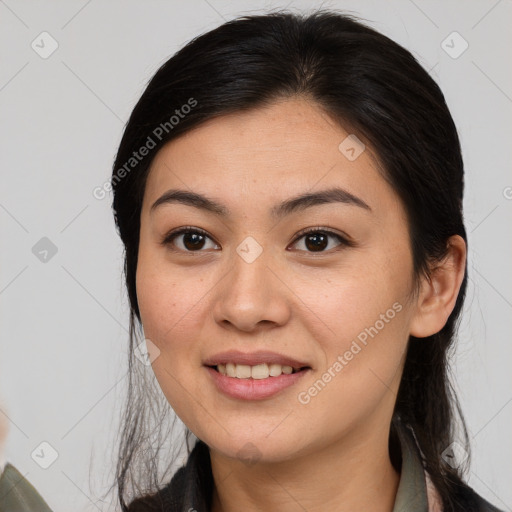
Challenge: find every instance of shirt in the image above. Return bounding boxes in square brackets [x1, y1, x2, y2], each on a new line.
[0, 463, 53, 512]
[127, 427, 504, 512]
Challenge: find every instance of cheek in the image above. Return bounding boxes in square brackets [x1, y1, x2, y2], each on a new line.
[135, 250, 211, 345]
[294, 251, 412, 398]
[297, 250, 409, 338]
[135, 255, 213, 429]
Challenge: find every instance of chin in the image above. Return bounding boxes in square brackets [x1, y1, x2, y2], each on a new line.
[203, 430, 308, 465]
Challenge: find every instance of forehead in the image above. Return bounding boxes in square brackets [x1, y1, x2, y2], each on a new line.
[142, 97, 400, 219]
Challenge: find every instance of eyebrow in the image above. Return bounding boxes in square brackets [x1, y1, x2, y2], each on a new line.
[150, 187, 372, 218]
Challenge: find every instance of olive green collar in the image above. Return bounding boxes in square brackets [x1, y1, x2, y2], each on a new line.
[392, 426, 429, 512]
[0, 463, 53, 512]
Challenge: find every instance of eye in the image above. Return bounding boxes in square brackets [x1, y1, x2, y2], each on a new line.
[161, 226, 220, 252]
[161, 226, 353, 254]
[289, 227, 353, 253]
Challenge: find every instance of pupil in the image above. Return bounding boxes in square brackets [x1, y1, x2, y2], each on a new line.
[181, 232, 328, 251]
[184, 233, 205, 250]
[306, 233, 327, 252]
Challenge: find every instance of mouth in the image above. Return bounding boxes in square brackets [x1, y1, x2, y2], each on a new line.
[205, 363, 311, 400]
[207, 363, 311, 379]
[203, 350, 312, 399]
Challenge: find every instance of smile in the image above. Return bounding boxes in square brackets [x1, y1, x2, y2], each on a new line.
[212, 362, 306, 379]
[205, 365, 311, 400]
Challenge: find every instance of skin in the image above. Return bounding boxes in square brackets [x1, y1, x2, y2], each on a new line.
[136, 96, 466, 512]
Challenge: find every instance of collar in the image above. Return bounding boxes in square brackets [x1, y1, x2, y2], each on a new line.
[0, 463, 53, 511]
[160, 427, 432, 512]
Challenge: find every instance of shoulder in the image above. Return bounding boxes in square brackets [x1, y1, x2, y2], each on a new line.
[124, 494, 162, 512]
[0, 463, 53, 512]
[425, 468, 503, 512]
[125, 467, 187, 512]
[125, 440, 211, 512]
[471, 490, 504, 512]
[453, 481, 505, 512]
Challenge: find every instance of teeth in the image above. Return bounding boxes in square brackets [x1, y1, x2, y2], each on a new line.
[250, 363, 269, 379]
[236, 364, 252, 379]
[216, 363, 298, 379]
[269, 363, 284, 377]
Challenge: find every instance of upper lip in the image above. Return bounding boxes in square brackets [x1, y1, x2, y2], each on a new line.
[203, 350, 311, 369]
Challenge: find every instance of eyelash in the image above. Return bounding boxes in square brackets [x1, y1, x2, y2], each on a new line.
[161, 225, 354, 254]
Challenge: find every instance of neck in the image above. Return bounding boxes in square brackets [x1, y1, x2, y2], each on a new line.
[209, 423, 400, 512]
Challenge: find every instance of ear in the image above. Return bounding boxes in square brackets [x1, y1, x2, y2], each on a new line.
[410, 235, 467, 338]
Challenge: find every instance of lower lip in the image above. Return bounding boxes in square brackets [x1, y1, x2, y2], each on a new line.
[205, 366, 310, 400]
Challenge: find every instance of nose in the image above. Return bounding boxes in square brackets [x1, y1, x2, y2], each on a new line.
[211, 238, 291, 333]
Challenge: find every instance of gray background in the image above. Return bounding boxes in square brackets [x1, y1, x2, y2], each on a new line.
[0, 1, 510, 511]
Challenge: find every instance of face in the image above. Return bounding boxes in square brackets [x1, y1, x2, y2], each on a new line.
[136, 97, 419, 464]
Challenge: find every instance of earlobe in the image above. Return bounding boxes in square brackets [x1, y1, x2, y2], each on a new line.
[409, 235, 467, 338]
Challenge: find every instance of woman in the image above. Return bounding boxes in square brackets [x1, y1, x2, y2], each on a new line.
[110, 10, 503, 512]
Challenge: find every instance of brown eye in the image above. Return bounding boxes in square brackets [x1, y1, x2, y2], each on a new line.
[290, 228, 352, 253]
[162, 227, 220, 252]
